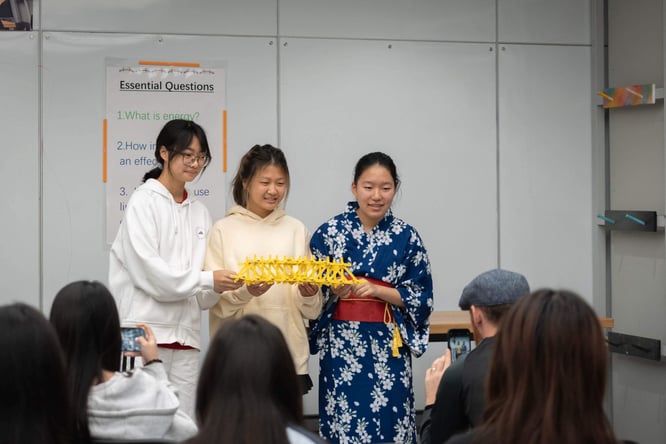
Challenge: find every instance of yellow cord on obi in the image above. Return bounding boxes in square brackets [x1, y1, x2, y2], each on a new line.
[385, 303, 403, 357]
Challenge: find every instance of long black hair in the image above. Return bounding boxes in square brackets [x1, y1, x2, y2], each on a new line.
[0, 303, 74, 444]
[49, 280, 122, 443]
[189, 315, 303, 444]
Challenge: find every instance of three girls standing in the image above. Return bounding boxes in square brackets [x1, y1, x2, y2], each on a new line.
[112, 124, 432, 443]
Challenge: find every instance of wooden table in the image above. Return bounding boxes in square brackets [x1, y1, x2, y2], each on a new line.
[428, 310, 614, 341]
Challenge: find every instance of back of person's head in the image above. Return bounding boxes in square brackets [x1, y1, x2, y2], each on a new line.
[231, 144, 290, 206]
[0, 303, 74, 444]
[190, 314, 302, 444]
[458, 268, 529, 324]
[49, 280, 122, 442]
[144, 119, 212, 182]
[476, 289, 617, 444]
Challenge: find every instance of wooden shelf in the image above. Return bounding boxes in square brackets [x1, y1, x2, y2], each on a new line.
[429, 310, 614, 340]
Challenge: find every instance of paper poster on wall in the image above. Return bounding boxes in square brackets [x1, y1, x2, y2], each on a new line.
[105, 62, 226, 244]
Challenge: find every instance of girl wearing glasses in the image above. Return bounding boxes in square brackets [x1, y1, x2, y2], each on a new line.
[109, 119, 241, 418]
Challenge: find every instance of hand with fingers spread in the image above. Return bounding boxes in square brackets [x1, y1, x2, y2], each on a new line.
[425, 349, 452, 405]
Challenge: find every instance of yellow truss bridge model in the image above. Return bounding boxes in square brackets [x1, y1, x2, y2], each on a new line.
[234, 255, 360, 286]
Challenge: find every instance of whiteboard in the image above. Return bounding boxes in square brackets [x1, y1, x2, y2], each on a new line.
[280, 38, 498, 311]
[498, 44, 594, 301]
[0, 32, 40, 307]
[41, 32, 278, 312]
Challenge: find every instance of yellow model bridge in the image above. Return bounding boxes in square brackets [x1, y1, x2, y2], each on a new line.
[234, 255, 359, 285]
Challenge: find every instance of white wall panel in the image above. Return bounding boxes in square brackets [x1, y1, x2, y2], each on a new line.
[280, 38, 498, 311]
[42, 0, 277, 36]
[499, 44, 594, 301]
[0, 32, 40, 307]
[280, 0, 495, 42]
[499, 0, 591, 44]
[41, 32, 277, 313]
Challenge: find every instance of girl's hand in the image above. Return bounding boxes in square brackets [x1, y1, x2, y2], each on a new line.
[213, 269, 243, 293]
[247, 282, 272, 297]
[298, 283, 319, 297]
[135, 323, 160, 365]
[331, 284, 352, 299]
[350, 280, 375, 298]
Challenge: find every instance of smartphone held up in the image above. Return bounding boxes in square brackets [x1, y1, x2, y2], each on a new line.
[120, 327, 145, 353]
[448, 328, 472, 363]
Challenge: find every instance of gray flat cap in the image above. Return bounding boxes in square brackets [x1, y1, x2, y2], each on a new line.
[458, 269, 530, 310]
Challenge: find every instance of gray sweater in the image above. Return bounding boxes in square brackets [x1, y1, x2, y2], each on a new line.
[88, 363, 197, 441]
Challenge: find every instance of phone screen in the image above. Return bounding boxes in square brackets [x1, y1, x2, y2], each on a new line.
[120, 327, 145, 352]
[448, 329, 472, 363]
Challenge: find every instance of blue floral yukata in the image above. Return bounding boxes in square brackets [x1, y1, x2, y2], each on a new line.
[309, 202, 433, 444]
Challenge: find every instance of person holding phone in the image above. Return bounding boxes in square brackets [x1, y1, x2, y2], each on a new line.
[50, 280, 197, 442]
[419, 268, 529, 444]
[109, 119, 241, 417]
[309, 152, 433, 444]
[446, 289, 633, 444]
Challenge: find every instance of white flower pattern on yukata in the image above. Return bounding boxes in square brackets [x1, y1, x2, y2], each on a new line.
[309, 202, 433, 444]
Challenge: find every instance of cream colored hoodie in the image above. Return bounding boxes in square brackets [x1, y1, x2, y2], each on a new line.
[204, 205, 322, 374]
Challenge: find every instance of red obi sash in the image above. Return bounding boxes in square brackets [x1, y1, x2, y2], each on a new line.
[333, 277, 394, 323]
[158, 342, 196, 350]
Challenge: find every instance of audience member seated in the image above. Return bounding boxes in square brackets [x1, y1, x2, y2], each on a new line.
[445, 289, 634, 444]
[186, 314, 327, 444]
[49, 280, 197, 443]
[420, 268, 529, 444]
[0, 302, 75, 444]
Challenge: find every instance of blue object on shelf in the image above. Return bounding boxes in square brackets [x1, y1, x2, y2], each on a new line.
[596, 214, 616, 224]
[600, 210, 657, 232]
[625, 213, 646, 225]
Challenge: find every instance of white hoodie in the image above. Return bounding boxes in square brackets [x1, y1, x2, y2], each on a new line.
[109, 179, 220, 348]
[88, 363, 197, 441]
